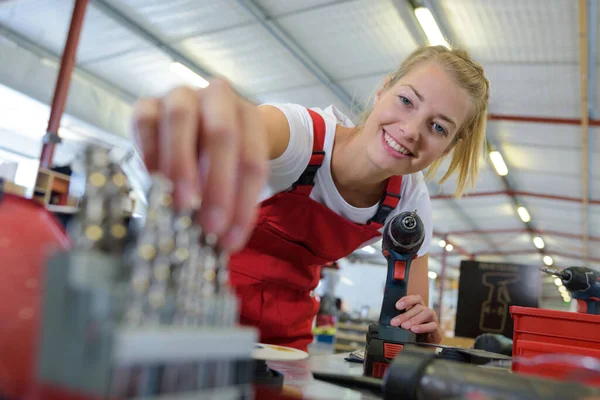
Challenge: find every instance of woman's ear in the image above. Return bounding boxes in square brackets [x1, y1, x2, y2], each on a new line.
[375, 76, 392, 103]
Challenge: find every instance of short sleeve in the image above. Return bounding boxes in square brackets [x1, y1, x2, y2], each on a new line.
[257, 103, 314, 201]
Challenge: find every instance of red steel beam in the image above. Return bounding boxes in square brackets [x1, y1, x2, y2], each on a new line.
[488, 114, 600, 126]
[442, 228, 600, 243]
[471, 249, 600, 264]
[431, 190, 600, 206]
[39, 0, 89, 168]
[432, 231, 474, 259]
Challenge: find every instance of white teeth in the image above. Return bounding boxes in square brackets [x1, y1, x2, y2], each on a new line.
[384, 132, 411, 156]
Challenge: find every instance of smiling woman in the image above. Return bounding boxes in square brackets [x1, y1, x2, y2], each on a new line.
[132, 44, 491, 352]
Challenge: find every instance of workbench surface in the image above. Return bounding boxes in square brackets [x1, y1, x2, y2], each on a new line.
[268, 352, 381, 400]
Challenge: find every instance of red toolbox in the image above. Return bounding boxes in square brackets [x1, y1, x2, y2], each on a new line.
[510, 306, 600, 386]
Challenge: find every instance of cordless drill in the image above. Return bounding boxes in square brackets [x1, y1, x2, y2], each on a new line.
[542, 266, 600, 315]
[364, 211, 425, 378]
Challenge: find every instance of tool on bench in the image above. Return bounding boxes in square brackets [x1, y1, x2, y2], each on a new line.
[363, 210, 425, 378]
[541, 266, 600, 315]
[2, 145, 259, 400]
[315, 346, 600, 400]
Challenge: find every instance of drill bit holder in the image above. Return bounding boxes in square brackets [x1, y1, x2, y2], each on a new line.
[35, 145, 257, 399]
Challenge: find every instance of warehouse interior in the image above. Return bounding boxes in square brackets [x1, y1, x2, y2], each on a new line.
[1, 0, 600, 398]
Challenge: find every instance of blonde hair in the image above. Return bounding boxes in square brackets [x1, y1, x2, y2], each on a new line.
[361, 45, 490, 197]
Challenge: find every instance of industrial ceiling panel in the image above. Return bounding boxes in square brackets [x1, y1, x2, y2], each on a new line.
[502, 144, 582, 175]
[502, 254, 544, 266]
[103, 0, 254, 41]
[526, 205, 583, 233]
[257, 0, 343, 17]
[448, 235, 498, 254]
[255, 84, 356, 120]
[483, 64, 580, 119]
[488, 121, 581, 149]
[276, 0, 418, 81]
[544, 236, 585, 256]
[84, 48, 190, 98]
[507, 170, 583, 198]
[340, 74, 389, 110]
[523, 195, 583, 214]
[431, 213, 477, 232]
[0, 0, 148, 64]
[437, 0, 578, 63]
[178, 24, 319, 95]
[431, 168, 505, 196]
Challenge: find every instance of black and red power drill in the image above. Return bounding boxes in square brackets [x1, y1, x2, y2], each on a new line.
[364, 211, 425, 378]
[541, 266, 600, 315]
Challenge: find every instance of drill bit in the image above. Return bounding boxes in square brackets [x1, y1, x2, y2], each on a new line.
[540, 267, 566, 279]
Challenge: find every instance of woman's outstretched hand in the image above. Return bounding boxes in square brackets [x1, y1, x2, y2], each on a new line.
[132, 78, 269, 252]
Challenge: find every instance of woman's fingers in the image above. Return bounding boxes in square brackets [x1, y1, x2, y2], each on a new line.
[219, 99, 269, 252]
[159, 87, 200, 209]
[196, 79, 243, 237]
[132, 97, 160, 172]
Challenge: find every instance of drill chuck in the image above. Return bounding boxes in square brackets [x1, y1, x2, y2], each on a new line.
[382, 211, 425, 254]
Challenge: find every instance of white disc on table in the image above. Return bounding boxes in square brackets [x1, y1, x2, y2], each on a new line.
[252, 343, 309, 361]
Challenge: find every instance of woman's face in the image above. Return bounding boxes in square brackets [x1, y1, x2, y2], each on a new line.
[363, 62, 472, 176]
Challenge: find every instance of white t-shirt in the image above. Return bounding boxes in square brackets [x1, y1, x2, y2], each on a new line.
[258, 103, 433, 257]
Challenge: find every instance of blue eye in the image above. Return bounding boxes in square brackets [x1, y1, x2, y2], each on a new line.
[433, 123, 447, 135]
[399, 96, 412, 106]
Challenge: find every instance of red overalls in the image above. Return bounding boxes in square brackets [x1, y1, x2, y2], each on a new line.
[228, 109, 403, 352]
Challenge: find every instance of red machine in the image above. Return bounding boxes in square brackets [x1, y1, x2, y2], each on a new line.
[0, 193, 70, 398]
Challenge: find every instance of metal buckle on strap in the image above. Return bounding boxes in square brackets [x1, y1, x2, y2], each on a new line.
[368, 204, 394, 225]
[292, 164, 320, 189]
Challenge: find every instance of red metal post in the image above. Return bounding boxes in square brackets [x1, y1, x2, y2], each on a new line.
[436, 234, 448, 322]
[431, 190, 600, 206]
[39, 0, 89, 169]
[488, 114, 600, 126]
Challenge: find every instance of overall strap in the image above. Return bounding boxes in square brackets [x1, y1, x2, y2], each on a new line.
[292, 109, 327, 196]
[367, 175, 403, 228]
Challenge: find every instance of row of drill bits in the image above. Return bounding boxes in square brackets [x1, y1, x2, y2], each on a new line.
[69, 146, 131, 256]
[125, 173, 238, 328]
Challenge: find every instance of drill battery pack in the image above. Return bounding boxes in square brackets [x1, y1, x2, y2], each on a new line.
[363, 323, 417, 378]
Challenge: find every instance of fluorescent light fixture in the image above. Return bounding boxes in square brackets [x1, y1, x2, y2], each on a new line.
[533, 236, 545, 249]
[445, 244, 454, 252]
[559, 285, 567, 293]
[489, 151, 508, 176]
[544, 255, 554, 266]
[362, 245, 376, 254]
[340, 276, 354, 286]
[517, 206, 531, 223]
[438, 239, 447, 248]
[414, 7, 449, 48]
[428, 271, 438, 279]
[170, 62, 209, 88]
[554, 277, 562, 286]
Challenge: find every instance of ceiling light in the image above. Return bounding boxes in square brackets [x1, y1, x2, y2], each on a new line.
[517, 206, 531, 223]
[341, 276, 354, 286]
[554, 277, 562, 286]
[445, 244, 454, 252]
[489, 151, 508, 176]
[438, 239, 446, 248]
[428, 271, 438, 279]
[413, 7, 449, 48]
[533, 236, 545, 249]
[559, 286, 567, 293]
[170, 62, 209, 88]
[544, 256, 554, 266]
[362, 245, 376, 254]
